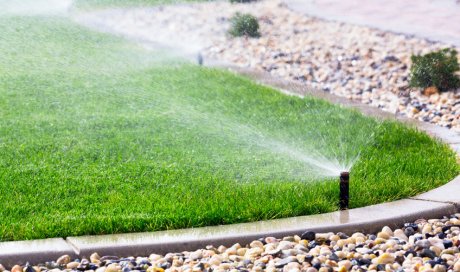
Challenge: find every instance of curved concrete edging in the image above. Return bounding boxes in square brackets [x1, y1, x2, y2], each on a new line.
[1, 65, 460, 268]
[64, 198, 457, 257]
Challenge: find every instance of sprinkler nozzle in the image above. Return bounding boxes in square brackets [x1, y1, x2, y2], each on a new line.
[197, 52, 203, 66]
[339, 171, 349, 210]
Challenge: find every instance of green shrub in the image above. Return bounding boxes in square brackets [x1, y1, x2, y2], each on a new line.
[228, 12, 260, 38]
[409, 48, 460, 92]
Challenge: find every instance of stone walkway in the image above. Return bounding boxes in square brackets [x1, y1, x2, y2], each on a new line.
[284, 0, 460, 47]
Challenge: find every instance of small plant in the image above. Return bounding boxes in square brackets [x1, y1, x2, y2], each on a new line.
[409, 48, 460, 92]
[228, 12, 260, 38]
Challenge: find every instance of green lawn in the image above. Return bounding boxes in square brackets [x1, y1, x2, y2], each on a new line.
[0, 12, 458, 241]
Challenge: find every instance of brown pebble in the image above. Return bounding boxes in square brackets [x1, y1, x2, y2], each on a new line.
[56, 255, 71, 265]
[237, 248, 247, 256]
[90, 252, 101, 263]
[66, 262, 79, 270]
[423, 86, 439, 96]
[249, 240, 264, 248]
[265, 237, 277, 244]
[453, 261, 460, 272]
[434, 264, 446, 272]
[106, 264, 121, 272]
[377, 232, 390, 240]
[12, 265, 22, 272]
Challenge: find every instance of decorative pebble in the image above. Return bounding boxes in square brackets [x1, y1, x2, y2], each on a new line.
[90, 253, 101, 264]
[423, 224, 433, 235]
[56, 255, 71, 266]
[374, 253, 395, 264]
[66, 262, 79, 270]
[250, 240, 264, 248]
[23, 265, 36, 272]
[301, 231, 316, 241]
[394, 229, 408, 241]
[12, 265, 22, 272]
[105, 264, 121, 272]
[382, 226, 394, 237]
[377, 231, 391, 240]
[405, 227, 416, 237]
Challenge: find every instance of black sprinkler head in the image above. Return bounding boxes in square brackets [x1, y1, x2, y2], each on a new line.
[339, 171, 349, 210]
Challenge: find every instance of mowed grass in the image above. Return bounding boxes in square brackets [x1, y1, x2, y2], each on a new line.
[0, 15, 458, 241]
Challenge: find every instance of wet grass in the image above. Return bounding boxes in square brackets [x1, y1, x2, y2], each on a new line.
[0, 16, 458, 241]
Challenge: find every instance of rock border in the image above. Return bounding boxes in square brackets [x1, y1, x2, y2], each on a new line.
[1, 64, 459, 268]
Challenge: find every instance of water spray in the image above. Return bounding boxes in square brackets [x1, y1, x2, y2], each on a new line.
[339, 171, 349, 210]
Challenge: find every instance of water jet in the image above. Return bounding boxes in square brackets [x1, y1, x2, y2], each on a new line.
[339, 171, 349, 210]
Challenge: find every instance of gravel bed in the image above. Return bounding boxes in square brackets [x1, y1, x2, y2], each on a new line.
[5, 214, 460, 271]
[75, 0, 460, 131]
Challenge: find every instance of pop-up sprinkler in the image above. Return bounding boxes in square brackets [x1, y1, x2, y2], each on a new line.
[339, 171, 349, 210]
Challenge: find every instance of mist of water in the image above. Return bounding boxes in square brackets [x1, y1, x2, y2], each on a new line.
[260, 137, 356, 177]
[160, 98, 373, 181]
[0, 0, 74, 16]
[73, 7, 209, 62]
[2, 0, 371, 181]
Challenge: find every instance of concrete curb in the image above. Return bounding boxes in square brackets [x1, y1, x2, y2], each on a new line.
[411, 175, 460, 206]
[2, 56, 460, 269]
[67, 199, 455, 259]
[0, 239, 77, 268]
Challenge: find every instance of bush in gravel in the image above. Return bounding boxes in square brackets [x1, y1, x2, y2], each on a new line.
[409, 48, 460, 92]
[228, 12, 260, 38]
